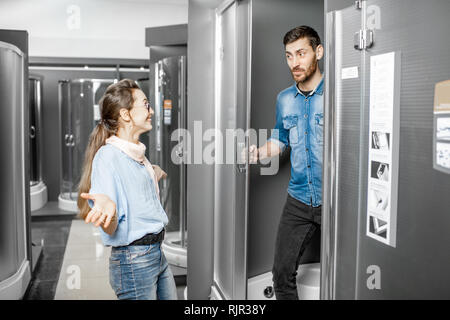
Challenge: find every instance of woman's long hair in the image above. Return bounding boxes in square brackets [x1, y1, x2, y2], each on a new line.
[77, 79, 140, 219]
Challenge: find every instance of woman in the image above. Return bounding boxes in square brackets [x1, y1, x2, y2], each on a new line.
[77, 79, 177, 300]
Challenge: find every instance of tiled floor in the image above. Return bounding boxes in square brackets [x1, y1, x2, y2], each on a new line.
[54, 219, 116, 299]
[24, 201, 186, 300]
[24, 212, 74, 300]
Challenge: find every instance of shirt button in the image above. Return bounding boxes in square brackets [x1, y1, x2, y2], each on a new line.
[305, 131, 308, 135]
[306, 148, 309, 151]
[308, 165, 311, 168]
[309, 181, 312, 184]
[304, 114, 308, 119]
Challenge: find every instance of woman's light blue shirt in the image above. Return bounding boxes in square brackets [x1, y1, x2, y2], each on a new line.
[88, 144, 168, 247]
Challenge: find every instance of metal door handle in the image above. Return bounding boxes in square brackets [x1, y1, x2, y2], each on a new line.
[30, 126, 36, 139]
[236, 141, 247, 173]
[65, 134, 75, 147]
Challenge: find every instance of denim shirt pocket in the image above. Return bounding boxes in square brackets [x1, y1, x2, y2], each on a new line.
[282, 114, 299, 145]
[314, 113, 324, 144]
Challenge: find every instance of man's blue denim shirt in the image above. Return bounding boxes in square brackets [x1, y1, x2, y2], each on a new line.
[268, 77, 324, 207]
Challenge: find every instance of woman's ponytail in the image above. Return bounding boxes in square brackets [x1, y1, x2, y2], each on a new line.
[77, 122, 112, 219]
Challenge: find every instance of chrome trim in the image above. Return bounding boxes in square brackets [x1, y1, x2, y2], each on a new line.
[179, 56, 187, 249]
[20, 50, 28, 263]
[243, 0, 252, 300]
[321, 10, 338, 300]
[57, 78, 116, 84]
[216, 0, 236, 15]
[0, 41, 24, 58]
[29, 66, 149, 72]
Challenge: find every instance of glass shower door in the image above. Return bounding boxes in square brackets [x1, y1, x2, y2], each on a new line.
[157, 56, 188, 267]
[322, 3, 363, 299]
[29, 76, 42, 187]
[324, 0, 450, 299]
[213, 0, 251, 300]
[59, 80, 76, 207]
[353, 0, 450, 299]
[58, 79, 114, 212]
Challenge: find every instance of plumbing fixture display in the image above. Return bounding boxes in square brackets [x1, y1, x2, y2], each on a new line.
[58, 79, 115, 212]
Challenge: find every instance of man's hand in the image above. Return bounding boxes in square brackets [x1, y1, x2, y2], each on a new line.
[152, 164, 167, 181]
[79, 193, 117, 230]
[248, 145, 259, 163]
[241, 145, 259, 164]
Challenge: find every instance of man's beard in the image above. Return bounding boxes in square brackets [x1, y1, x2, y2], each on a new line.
[291, 58, 318, 84]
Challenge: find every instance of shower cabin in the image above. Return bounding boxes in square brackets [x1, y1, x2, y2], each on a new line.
[29, 75, 48, 212]
[58, 79, 115, 212]
[187, 0, 324, 299]
[322, 0, 450, 299]
[153, 56, 188, 268]
[0, 39, 31, 299]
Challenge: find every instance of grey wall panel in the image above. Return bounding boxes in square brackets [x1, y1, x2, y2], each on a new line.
[186, 0, 220, 299]
[247, 0, 324, 278]
[145, 24, 187, 47]
[325, 0, 450, 299]
[325, 0, 355, 13]
[355, 0, 450, 299]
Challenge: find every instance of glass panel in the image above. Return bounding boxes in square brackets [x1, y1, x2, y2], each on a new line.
[327, 0, 450, 299]
[0, 44, 23, 281]
[59, 79, 114, 202]
[325, 4, 362, 299]
[29, 77, 41, 185]
[157, 57, 187, 247]
[59, 81, 74, 200]
[214, 2, 237, 300]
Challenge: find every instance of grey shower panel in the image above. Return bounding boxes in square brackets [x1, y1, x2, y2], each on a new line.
[323, 0, 450, 299]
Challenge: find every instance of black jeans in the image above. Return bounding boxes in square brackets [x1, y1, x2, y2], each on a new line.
[272, 194, 321, 300]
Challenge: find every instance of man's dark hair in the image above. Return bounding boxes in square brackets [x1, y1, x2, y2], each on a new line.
[283, 25, 321, 51]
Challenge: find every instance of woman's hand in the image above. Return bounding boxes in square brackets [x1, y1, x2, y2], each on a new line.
[152, 165, 167, 181]
[79, 193, 117, 233]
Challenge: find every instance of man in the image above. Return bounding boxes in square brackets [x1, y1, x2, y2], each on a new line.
[247, 25, 324, 300]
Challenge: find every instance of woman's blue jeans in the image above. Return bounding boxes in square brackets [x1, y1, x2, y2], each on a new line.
[109, 242, 178, 300]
